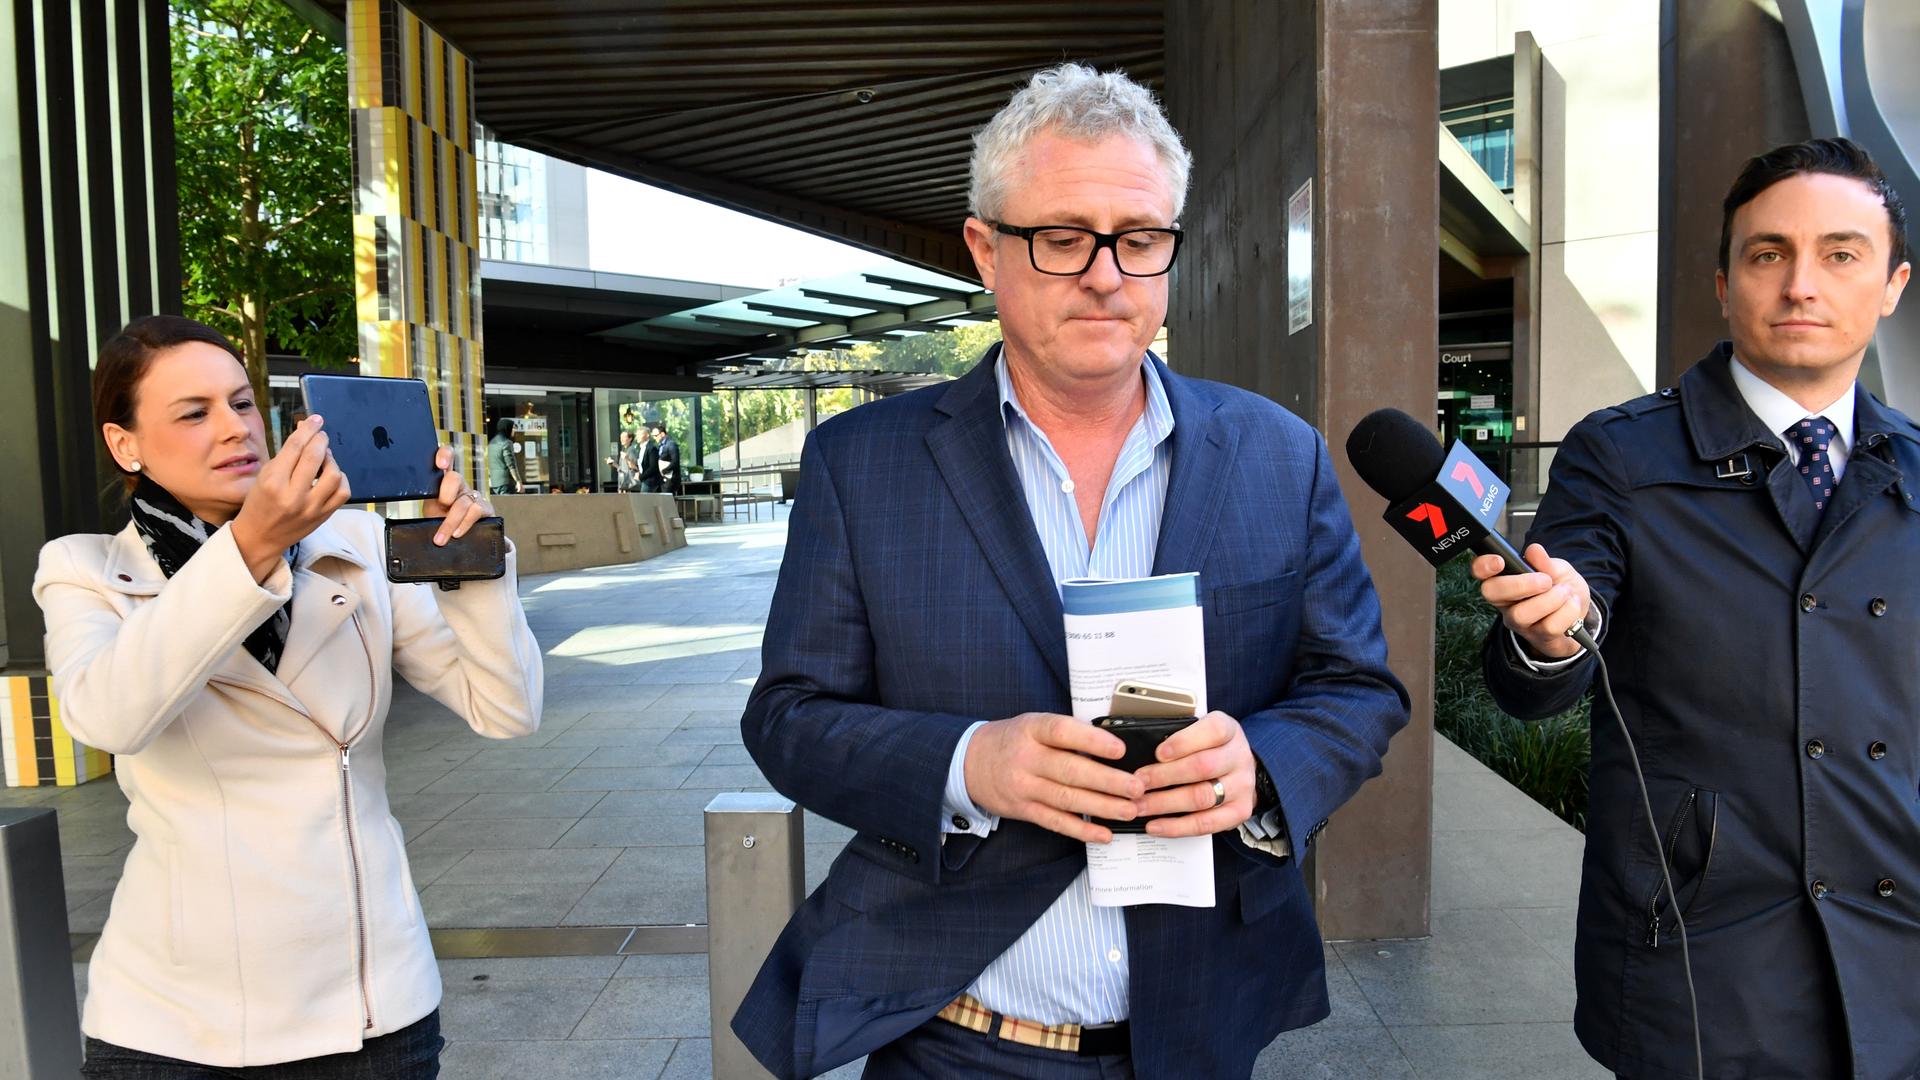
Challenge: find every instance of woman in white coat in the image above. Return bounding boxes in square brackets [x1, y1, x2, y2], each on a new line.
[35, 316, 544, 1077]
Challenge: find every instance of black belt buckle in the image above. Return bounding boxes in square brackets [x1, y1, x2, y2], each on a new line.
[1075, 1020, 1131, 1057]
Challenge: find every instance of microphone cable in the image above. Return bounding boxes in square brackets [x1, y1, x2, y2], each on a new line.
[1583, 642, 1703, 1080]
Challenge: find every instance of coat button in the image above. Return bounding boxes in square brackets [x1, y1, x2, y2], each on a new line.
[330, 595, 347, 606]
[1811, 879, 1831, 899]
[1878, 878, 1897, 898]
[1800, 593, 1818, 613]
[116, 573, 132, 582]
[1869, 741, 1889, 760]
[1870, 597, 1889, 617]
[1805, 739, 1826, 759]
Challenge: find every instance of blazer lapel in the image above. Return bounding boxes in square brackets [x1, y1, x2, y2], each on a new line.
[1151, 361, 1237, 578]
[924, 351, 1071, 691]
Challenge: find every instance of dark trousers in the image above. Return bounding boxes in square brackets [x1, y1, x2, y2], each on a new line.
[863, 1017, 1134, 1080]
[81, 1011, 441, 1079]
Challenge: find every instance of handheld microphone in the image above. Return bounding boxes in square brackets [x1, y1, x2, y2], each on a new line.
[1344, 407, 1596, 653]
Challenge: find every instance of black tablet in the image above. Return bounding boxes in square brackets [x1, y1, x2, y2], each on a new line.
[298, 374, 442, 503]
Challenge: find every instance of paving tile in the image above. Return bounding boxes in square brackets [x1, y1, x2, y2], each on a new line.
[437, 1038, 674, 1080]
[598, 845, 705, 884]
[546, 728, 675, 749]
[1433, 765, 1574, 832]
[1334, 909, 1579, 1026]
[403, 847, 468, 889]
[588, 789, 738, 818]
[436, 847, 619, 885]
[408, 817, 573, 851]
[554, 816, 704, 848]
[571, 976, 711, 1039]
[577, 745, 712, 769]
[1502, 905, 1579, 978]
[419, 768, 569, 795]
[658, 725, 745, 747]
[436, 972, 610, 1040]
[700, 744, 756, 766]
[1252, 1022, 1417, 1079]
[1431, 827, 1584, 911]
[615, 953, 707, 979]
[438, 955, 622, 981]
[459, 746, 596, 771]
[679, 764, 769, 789]
[387, 792, 475, 825]
[553, 766, 698, 792]
[445, 791, 608, 821]
[1388, 1022, 1611, 1079]
[419, 882, 592, 929]
[564, 877, 706, 927]
[571, 709, 691, 731]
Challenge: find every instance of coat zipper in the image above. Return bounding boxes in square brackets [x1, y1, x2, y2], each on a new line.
[1644, 790, 1697, 948]
[208, 611, 380, 1031]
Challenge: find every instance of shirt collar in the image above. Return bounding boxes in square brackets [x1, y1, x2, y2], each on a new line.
[995, 345, 1176, 448]
[1728, 354, 1855, 455]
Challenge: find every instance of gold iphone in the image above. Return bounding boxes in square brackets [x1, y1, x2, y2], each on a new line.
[1107, 680, 1197, 718]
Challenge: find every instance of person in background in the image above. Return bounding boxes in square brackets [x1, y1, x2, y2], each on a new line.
[486, 417, 522, 495]
[649, 420, 682, 497]
[37, 315, 544, 1078]
[606, 429, 643, 493]
[638, 421, 663, 493]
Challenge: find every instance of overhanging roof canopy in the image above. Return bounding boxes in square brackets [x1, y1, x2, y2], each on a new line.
[318, 0, 1165, 279]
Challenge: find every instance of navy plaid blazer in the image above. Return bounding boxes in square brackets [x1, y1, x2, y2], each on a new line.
[734, 352, 1410, 1078]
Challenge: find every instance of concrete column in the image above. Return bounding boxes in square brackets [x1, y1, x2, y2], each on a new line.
[1165, 0, 1438, 940]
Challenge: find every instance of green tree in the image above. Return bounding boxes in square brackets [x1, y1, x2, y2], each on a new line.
[173, 0, 354, 417]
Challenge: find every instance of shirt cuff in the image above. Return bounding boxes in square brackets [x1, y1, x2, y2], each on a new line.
[941, 721, 999, 837]
[1237, 812, 1292, 857]
[1510, 603, 1604, 672]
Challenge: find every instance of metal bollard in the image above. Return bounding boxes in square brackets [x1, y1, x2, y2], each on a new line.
[704, 793, 804, 1080]
[0, 809, 81, 1078]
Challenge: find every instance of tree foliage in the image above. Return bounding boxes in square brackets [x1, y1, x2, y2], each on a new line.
[173, 0, 354, 415]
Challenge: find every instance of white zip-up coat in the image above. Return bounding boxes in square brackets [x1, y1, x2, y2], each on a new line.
[33, 509, 543, 1067]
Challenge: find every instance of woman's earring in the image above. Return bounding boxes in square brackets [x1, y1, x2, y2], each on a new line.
[128, 460, 141, 473]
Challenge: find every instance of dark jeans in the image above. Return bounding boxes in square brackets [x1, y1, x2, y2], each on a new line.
[81, 1010, 441, 1079]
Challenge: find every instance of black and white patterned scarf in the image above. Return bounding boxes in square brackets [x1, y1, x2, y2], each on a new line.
[128, 475, 296, 673]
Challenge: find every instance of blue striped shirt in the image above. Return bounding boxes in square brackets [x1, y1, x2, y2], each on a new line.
[937, 346, 1175, 1025]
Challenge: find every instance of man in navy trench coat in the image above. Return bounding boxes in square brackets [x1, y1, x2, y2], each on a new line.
[1478, 139, 1919, 1078]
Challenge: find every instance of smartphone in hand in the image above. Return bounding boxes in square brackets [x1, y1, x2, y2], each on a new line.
[1090, 681, 1197, 833]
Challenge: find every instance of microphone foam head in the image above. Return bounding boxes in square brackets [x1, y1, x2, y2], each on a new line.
[1346, 408, 1446, 504]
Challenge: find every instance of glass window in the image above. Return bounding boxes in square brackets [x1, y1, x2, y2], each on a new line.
[1443, 97, 1516, 194]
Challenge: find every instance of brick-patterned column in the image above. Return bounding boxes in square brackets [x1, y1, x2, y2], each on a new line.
[347, 0, 485, 491]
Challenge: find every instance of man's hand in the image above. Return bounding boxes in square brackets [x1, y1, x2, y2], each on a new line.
[1471, 543, 1591, 660]
[1131, 712, 1259, 837]
[963, 713, 1145, 844]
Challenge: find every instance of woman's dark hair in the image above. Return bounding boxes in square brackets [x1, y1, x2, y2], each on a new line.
[93, 315, 245, 491]
[1720, 137, 1910, 275]
[494, 417, 514, 439]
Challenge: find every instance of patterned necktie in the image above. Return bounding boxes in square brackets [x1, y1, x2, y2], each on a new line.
[1787, 416, 1838, 514]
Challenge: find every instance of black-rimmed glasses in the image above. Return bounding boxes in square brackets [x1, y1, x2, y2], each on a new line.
[991, 222, 1184, 277]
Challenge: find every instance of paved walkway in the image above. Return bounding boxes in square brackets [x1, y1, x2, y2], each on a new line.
[27, 505, 1605, 1078]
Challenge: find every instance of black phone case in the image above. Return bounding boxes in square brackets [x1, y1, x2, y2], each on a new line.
[1090, 715, 1197, 833]
[385, 516, 506, 585]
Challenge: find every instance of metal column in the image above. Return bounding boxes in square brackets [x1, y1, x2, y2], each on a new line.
[704, 793, 804, 1080]
[0, 809, 81, 1078]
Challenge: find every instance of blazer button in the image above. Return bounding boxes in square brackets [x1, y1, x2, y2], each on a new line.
[1870, 597, 1889, 617]
[1805, 739, 1826, 760]
[1878, 878, 1897, 898]
[1800, 593, 1818, 613]
[1869, 741, 1889, 760]
[1811, 879, 1831, 900]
